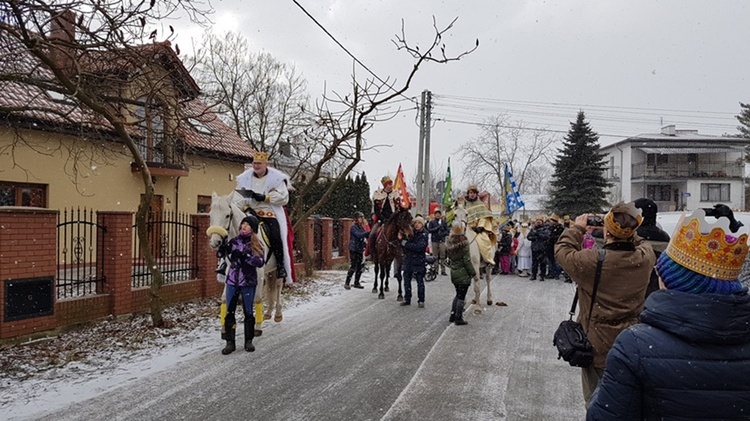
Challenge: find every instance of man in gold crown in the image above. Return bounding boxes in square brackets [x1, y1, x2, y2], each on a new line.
[235, 151, 295, 285]
[554, 201, 654, 407]
[587, 208, 750, 419]
[367, 175, 401, 256]
[464, 185, 496, 266]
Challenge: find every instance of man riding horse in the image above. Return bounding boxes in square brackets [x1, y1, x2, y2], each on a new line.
[367, 175, 402, 255]
[464, 185, 496, 266]
[235, 151, 295, 285]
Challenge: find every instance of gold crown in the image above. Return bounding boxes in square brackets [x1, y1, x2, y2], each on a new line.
[665, 210, 749, 280]
[467, 185, 478, 193]
[381, 175, 393, 186]
[252, 151, 269, 163]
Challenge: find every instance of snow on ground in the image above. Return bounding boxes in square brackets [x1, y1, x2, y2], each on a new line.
[0, 271, 346, 420]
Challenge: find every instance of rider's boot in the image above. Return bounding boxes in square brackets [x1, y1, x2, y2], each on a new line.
[276, 263, 287, 280]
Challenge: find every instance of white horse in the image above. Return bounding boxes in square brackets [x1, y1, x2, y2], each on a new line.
[206, 192, 284, 337]
[453, 203, 496, 315]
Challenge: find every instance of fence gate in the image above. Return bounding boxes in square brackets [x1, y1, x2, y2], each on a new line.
[56, 208, 106, 298]
[132, 210, 198, 288]
[312, 217, 323, 269]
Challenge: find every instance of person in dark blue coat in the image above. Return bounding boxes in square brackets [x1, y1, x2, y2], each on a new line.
[399, 216, 429, 307]
[345, 211, 369, 290]
[587, 208, 750, 420]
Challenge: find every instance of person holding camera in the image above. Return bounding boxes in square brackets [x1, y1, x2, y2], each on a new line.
[554, 202, 655, 406]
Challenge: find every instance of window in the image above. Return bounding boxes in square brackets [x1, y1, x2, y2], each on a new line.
[187, 118, 212, 135]
[197, 195, 211, 213]
[135, 97, 165, 163]
[647, 185, 671, 201]
[700, 183, 730, 202]
[646, 153, 669, 165]
[0, 181, 48, 207]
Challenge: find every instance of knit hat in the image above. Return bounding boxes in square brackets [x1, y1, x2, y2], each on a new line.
[633, 198, 658, 226]
[603, 201, 643, 239]
[451, 221, 465, 235]
[240, 215, 259, 233]
[353, 211, 364, 219]
[656, 208, 748, 294]
[413, 216, 425, 226]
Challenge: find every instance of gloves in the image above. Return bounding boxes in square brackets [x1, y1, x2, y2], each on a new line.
[230, 250, 243, 262]
[217, 242, 231, 257]
[251, 191, 266, 202]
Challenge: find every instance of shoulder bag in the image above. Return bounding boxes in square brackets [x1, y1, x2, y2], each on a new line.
[553, 249, 605, 368]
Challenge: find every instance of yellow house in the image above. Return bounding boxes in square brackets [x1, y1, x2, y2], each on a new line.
[0, 23, 252, 214]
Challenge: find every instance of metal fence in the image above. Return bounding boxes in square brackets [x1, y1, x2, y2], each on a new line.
[56, 208, 106, 298]
[332, 219, 341, 256]
[131, 210, 198, 288]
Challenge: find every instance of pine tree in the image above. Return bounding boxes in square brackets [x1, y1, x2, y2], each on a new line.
[547, 111, 610, 216]
[737, 102, 750, 138]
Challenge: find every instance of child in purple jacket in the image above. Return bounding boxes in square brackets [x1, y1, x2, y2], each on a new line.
[218, 215, 265, 354]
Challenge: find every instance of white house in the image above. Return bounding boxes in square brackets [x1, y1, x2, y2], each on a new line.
[600, 125, 749, 211]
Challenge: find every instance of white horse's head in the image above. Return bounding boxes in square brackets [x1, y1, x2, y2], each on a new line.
[453, 202, 468, 225]
[206, 192, 244, 250]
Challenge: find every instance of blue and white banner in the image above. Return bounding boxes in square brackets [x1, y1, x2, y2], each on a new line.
[504, 163, 524, 215]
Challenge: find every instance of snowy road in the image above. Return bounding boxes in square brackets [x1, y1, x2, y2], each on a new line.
[26, 270, 585, 420]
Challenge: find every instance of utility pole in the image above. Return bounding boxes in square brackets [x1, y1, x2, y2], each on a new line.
[423, 90, 432, 215]
[416, 90, 426, 214]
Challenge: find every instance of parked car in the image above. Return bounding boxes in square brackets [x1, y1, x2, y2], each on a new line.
[656, 210, 750, 238]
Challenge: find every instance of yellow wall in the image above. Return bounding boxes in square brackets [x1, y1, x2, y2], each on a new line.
[0, 127, 246, 213]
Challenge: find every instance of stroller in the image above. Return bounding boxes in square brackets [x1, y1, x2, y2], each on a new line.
[425, 254, 438, 282]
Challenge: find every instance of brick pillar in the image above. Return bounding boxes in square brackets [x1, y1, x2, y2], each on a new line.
[320, 217, 333, 269]
[306, 218, 315, 269]
[0, 208, 58, 339]
[97, 211, 134, 316]
[340, 218, 353, 260]
[192, 214, 221, 298]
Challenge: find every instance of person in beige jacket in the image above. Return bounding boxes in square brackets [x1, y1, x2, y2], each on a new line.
[554, 202, 655, 407]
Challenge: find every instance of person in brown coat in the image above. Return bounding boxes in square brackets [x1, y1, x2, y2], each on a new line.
[554, 202, 655, 407]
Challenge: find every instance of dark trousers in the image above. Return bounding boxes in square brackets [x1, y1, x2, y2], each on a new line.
[546, 249, 561, 278]
[347, 252, 364, 284]
[453, 283, 470, 301]
[260, 217, 284, 268]
[403, 265, 426, 303]
[225, 284, 256, 327]
[531, 250, 547, 279]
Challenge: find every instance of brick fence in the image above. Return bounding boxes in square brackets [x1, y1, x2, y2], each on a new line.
[0, 208, 355, 342]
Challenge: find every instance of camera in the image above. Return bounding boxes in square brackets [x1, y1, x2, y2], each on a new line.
[587, 215, 604, 227]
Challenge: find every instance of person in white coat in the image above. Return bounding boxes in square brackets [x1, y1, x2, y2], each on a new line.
[516, 222, 532, 276]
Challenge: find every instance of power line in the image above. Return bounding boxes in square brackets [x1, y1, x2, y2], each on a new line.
[291, 0, 419, 107]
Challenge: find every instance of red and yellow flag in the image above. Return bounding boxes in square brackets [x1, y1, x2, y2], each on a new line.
[394, 163, 411, 208]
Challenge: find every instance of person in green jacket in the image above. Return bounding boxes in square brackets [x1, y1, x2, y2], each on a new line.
[446, 221, 476, 325]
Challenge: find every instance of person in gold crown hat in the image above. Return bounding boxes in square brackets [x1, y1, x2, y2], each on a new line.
[367, 175, 402, 256]
[463, 185, 496, 266]
[234, 150, 295, 284]
[587, 208, 750, 420]
[555, 201, 655, 407]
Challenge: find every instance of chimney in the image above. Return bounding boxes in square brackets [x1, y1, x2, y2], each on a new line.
[49, 10, 76, 77]
[661, 125, 676, 136]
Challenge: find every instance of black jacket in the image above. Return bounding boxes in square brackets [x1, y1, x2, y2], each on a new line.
[401, 229, 429, 270]
[526, 226, 550, 252]
[587, 289, 750, 420]
[426, 217, 449, 243]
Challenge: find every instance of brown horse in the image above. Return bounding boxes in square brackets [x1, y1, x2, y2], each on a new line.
[371, 207, 412, 300]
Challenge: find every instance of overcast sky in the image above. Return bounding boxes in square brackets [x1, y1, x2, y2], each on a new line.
[175, 0, 749, 192]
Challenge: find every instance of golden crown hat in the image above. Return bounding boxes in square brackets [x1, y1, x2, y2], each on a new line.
[665, 209, 750, 280]
[252, 150, 269, 163]
[381, 175, 393, 187]
[467, 184, 479, 193]
[604, 202, 644, 239]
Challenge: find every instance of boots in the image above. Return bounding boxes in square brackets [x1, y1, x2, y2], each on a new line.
[221, 315, 236, 355]
[344, 275, 352, 290]
[454, 300, 468, 325]
[276, 264, 287, 280]
[244, 317, 255, 352]
[449, 296, 457, 322]
[352, 274, 364, 289]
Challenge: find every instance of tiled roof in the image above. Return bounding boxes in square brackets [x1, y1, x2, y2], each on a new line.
[0, 30, 253, 161]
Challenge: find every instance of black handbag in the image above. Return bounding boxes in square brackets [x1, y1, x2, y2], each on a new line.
[553, 249, 605, 368]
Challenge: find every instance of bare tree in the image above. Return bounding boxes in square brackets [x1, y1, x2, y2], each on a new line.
[186, 30, 310, 158]
[457, 114, 557, 194]
[0, 0, 212, 326]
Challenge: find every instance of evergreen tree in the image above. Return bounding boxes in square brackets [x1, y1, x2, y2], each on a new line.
[737, 102, 750, 138]
[547, 111, 609, 216]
